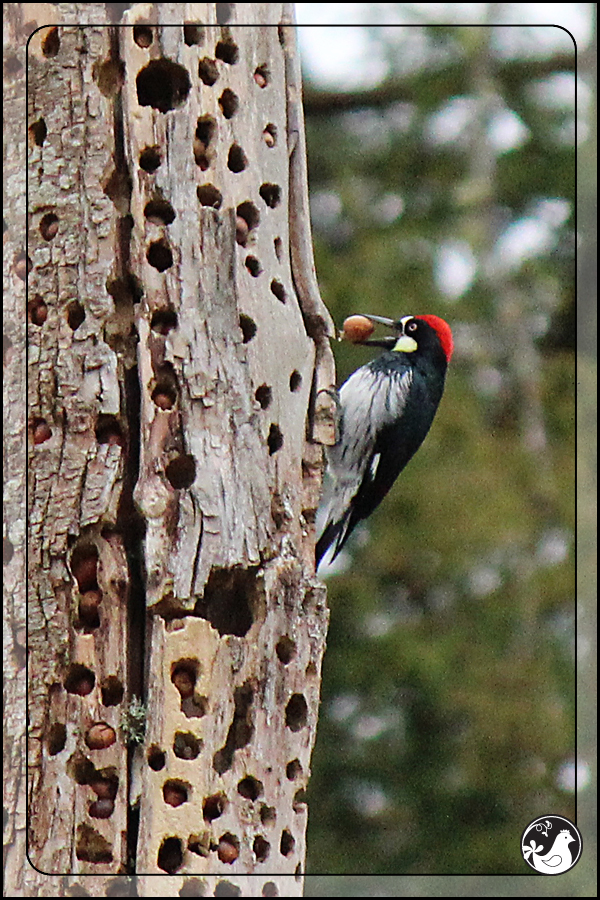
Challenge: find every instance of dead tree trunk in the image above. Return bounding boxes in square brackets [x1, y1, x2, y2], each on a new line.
[5, 3, 335, 896]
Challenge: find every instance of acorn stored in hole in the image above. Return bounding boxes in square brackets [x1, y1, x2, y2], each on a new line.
[253, 69, 268, 88]
[72, 555, 98, 592]
[69, 672, 95, 697]
[172, 668, 195, 699]
[78, 589, 102, 628]
[29, 298, 48, 325]
[163, 782, 188, 807]
[152, 390, 175, 410]
[90, 777, 118, 799]
[89, 798, 114, 819]
[235, 215, 249, 246]
[217, 837, 239, 864]
[262, 127, 276, 147]
[85, 723, 116, 750]
[14, 255, 31, 282]
[32, 419, 52, 444]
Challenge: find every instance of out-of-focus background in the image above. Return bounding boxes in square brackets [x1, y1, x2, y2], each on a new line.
[294, 3, 596, 893]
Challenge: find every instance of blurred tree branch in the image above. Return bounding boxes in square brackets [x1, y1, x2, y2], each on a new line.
[303, 52, 575, 114]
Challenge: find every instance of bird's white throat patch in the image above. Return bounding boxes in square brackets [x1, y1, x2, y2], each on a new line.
[393, 334, 418, 353]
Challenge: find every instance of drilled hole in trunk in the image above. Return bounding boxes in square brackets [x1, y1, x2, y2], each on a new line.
[150, 308, 178, 334]
[147, 745, 166, 770]
[194, 566, 262, 637]
[276, 635, 297, 664]
[71, 544, 99, 592]
[144, 198, 176, 226]
[100, 676, 124, 707]
[76, 824, 113, 864]
[171, 659, 199, 697]
[137, 59, 191, 112]
[198, 57, 219, 85]
[133, 25, 153, 48]
[280, 829, 295, 857]
[203, 792, 227, 821]
[260, 805, 276, 825]
[237, 775, 263, 800]
[212, 681, 255, 774]
[64, 664, 95, 696]
[215, 35, 238, 64]
[139, 146, 161, 172]
[42, 27, 60, 57]
[66, 300, 85, 330]
[239, 313, 257, 343]
[262, 124, 277, 147]
[255, 384, 272, 409]
[29, 296, 48, 325]
[259, 183, 281, 209]
[147, 239, 173, 272]
[106, 273, 143, 307]
[29, 118, 47, 147]
[254, 65, 269, 87]
[253, 835, 270, 863]
[227, 143, 247, 173]
[197, 184, 222, 208]
[165, 454, 196, 489]
[184, 24, 204, 46]
[163, 779, 190, 807]
[286, 758, 302, 780]
[270, 279, 287, 303]
[217, 833, 240, 864]
[267, 424, 283, 455]
[245, 255, 262, 277]
[47, 723, 67, 755]
[157, 836, 183, 874]
[174, 731, 202, 760]
[219, 88, 239, 118]
[39, 212, 59, 240]
[95, 414, 124, 446]
[285, 693, 308, 731]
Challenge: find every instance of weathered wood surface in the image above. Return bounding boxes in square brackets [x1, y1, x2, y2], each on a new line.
[24, 6, 132, 885]
[5, 2, 335, 896]
[122, 4, 331, 893]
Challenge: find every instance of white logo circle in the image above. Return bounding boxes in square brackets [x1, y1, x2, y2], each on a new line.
[521, 815, 582, 875]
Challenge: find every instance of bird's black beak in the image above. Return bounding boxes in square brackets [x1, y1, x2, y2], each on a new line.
[356, 314, 400, 347]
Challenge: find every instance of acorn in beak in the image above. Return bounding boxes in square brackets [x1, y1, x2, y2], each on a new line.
[340, 314, 414, 350]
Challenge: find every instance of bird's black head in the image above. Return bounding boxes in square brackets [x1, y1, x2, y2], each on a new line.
[354, 313, 454, 365]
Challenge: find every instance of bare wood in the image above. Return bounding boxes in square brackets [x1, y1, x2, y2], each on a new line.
[119, 5, 330, 894]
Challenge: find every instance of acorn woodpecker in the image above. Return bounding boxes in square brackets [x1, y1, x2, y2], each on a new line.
[316, 313, 453, 568]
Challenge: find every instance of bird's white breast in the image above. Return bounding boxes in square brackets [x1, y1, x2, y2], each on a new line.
[330, 365, 413, 475]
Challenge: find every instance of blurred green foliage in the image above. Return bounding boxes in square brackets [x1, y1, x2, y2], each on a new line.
[302, 20, 581, 880]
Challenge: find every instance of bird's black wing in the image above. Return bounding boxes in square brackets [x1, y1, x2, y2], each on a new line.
[350, 369, 441, 523]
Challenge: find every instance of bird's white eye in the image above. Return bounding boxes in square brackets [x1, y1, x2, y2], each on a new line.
[407, 321, 418, 333]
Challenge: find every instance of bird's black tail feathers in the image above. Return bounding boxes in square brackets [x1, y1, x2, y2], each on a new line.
[315, 510, 355, 569]
[315, 522, 338, 569]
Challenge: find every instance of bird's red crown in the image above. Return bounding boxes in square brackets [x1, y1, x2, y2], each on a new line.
[416, 315, 454, 363]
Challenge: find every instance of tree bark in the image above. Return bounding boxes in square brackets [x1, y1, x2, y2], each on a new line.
[5, 3, 335, 896]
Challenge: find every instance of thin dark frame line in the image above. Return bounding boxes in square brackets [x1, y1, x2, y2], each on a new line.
[23, 16, 579, 879]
